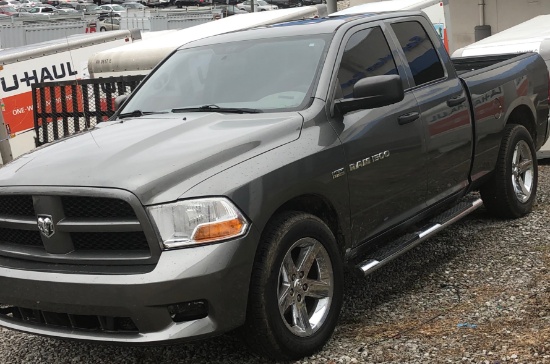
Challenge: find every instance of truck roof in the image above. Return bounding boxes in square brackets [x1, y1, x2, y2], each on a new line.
[332, 0, 442, 14]
[179, 11, 423, 49]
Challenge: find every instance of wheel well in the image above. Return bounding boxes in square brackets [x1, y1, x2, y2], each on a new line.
[270, 195, 345, 253]
[506, 105, 536, 142]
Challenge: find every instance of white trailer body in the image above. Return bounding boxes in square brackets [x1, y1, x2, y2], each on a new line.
[88, 5, 327, 78]
[0, 30, 141, 159]
[452, 15, 550, 159]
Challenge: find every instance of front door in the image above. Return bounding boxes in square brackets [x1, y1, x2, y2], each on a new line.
[329, 24, 428, 245]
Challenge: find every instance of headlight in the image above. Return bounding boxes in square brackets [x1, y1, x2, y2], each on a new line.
[148, 197, 248, 249]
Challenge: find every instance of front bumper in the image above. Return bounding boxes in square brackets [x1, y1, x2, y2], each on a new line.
[0, 227, 259, 343]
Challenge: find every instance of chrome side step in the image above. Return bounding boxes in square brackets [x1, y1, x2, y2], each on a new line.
[356, 196, 483, 276]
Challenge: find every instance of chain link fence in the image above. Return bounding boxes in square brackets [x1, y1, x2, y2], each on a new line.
[32, 76, 145, 147]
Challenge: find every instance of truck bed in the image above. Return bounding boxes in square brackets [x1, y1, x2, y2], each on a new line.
[451, 52, 528, 76]
[453, 52, 549, 176]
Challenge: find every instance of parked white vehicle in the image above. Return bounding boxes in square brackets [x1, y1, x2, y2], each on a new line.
[237, 0, 278, 12]
[3, 0, 22, 8]
[99, 4, 126, 15]
[453, 14, 550, 159]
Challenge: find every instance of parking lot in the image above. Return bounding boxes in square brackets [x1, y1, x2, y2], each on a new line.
[1, 162, 548, 363]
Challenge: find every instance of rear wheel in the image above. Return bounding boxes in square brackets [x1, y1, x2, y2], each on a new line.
[243, 212, 343, 360]
[480, 124, 538, 218]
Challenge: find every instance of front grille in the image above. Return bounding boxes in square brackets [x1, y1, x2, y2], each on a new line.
[62, 197, 137, 218]
[72, 232, 149, 251]
[0, 195, 35, 216]
[0, 228, 44, 247]
[0, 304, 138, 333]
[0, 192, 155, 266]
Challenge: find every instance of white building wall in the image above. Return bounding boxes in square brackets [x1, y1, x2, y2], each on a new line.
[448, 0, 550, 53]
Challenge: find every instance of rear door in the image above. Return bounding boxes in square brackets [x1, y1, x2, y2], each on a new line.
[327, 23, 428, 245]
[388, 17, 473, 205]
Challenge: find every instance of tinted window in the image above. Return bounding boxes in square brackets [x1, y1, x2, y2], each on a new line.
[337, 27, 397, 99]
[391, 21, 445, 86]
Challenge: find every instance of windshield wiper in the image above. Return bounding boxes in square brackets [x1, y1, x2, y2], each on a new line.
[172, 104, 263, 114]
[117, 110, 168, 119]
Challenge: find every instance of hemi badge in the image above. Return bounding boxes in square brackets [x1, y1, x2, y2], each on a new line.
[332, 168, 345, 179]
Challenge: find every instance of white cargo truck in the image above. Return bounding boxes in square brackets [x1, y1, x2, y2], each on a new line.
[0, 30, 141, 159]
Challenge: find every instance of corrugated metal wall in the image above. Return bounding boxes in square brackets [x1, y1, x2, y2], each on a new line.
[0, 9, 219, 48]
[0, 21, 87, 49]
[120, 10, 219, 31]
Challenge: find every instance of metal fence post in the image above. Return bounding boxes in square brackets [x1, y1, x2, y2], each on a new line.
[0, 102, 13, 165]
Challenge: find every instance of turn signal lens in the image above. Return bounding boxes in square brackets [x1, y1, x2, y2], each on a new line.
[193, 218, 245, 242]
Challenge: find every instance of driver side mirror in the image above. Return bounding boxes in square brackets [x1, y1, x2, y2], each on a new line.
[114, 94, 128, 110]
[334, 75, 404, 115]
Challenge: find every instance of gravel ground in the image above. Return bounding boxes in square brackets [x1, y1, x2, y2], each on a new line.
[1, 163, 549, 363]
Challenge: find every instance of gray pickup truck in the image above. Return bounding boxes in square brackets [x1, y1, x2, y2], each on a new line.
[0, 10, 548, 361]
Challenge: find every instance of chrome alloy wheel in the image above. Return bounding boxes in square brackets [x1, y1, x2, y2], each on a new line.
[511, 140, 535, 203]
[277, 238, 334, 337]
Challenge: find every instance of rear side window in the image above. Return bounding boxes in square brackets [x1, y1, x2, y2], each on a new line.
[391, 21, 445, 86]
[337, 27, 398, 99]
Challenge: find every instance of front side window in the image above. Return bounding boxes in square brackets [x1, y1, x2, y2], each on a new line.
[337, 27, 398, 99]
[120, 35, 330, 114]
[391, 21, 445, 87]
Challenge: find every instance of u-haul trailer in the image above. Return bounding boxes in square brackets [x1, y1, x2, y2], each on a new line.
[333, 0, 448, 49]
[0, 30, 141, 159]
[452, 15, 550, 159]
[88, 5, 328, 78]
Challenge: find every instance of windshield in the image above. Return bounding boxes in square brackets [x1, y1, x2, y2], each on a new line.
[111, 5, 125, 10]
[120, 35, 329, 115]
[1, 5, 15, 11]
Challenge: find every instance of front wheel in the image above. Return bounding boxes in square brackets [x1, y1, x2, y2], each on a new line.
[242, 212, 344, 361]
[480, 124, 538, 218]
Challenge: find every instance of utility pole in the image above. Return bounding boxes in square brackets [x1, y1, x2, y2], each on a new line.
[326, 0, 336, 14]
[250, 0, 254, 12]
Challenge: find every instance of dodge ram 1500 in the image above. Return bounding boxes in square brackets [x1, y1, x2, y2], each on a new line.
[0, 10, 548, 361]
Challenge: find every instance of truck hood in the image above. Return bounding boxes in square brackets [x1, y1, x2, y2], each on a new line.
[0, 112, 303, 204]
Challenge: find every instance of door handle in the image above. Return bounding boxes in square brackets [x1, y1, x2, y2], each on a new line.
[397, 112, 420, 125]
[447, 95, 466, 107]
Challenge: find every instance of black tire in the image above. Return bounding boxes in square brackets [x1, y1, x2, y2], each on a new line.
[242, 212, 344, 361]
[480, 124, 538, 218]
[100, 26, 107, 31]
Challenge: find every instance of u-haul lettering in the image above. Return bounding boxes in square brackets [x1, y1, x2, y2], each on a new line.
[1, 62, 77, 93]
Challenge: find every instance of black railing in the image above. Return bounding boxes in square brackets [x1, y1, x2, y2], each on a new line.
[32, 76, 145, 147]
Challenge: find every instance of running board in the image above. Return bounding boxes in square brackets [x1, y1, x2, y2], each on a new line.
[356, 196, 483, 276]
